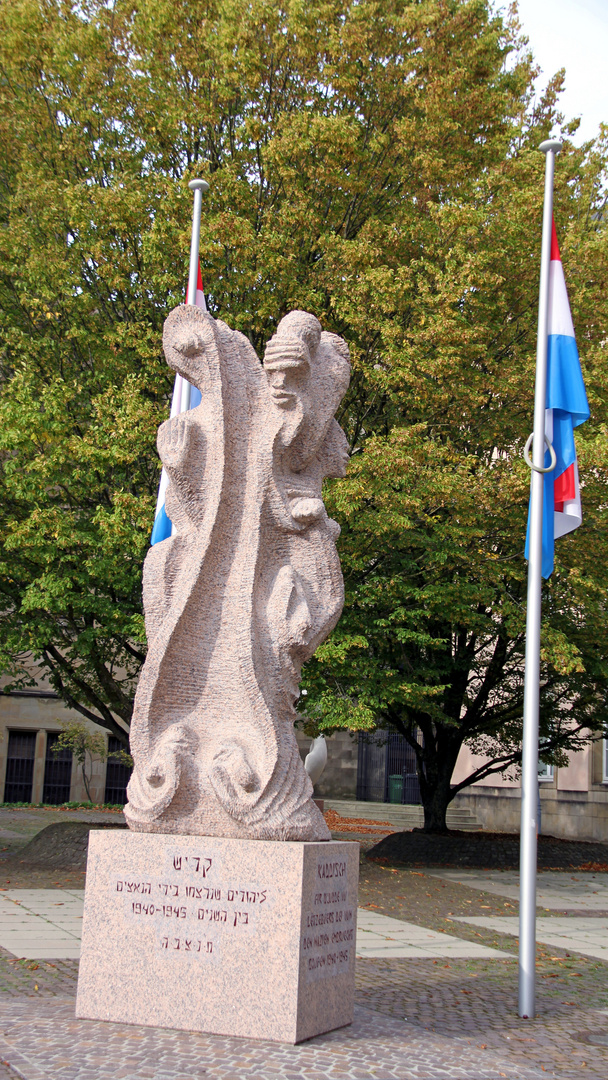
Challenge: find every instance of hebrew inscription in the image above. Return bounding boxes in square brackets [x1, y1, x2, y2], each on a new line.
[112, 848, 271, 961]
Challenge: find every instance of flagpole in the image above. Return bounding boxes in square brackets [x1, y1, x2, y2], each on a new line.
[518, 138, 562, 1020]
[180, 178, 209, 413]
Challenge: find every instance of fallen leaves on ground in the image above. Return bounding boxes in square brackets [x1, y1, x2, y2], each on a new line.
[323, 809, 394, 834]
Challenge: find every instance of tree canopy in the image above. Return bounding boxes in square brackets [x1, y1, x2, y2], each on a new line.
[0, 0, 606, 826]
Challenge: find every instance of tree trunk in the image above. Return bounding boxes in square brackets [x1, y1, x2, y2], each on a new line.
[387, 714, 462, 833]
[420, 783, 452, 832]
[82, 761, 93, 803]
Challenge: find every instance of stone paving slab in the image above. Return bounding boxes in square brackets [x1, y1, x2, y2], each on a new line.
[453, 914, 608, 962]
[0, 890, 509, 962]
[356, 909, 510, 959]
[0, 890, 83, 959]
[427, 870, 608, 910]
[0, 997, 545, 1080]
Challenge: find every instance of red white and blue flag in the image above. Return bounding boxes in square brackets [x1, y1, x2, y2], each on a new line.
[150, 264, 207, 545]
[525, 221, 589, 578]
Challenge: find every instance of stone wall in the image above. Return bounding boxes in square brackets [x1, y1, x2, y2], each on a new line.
[453, 785, 608, 843]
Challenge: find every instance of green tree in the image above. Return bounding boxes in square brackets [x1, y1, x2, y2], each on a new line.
[52, 720, 107, 803]
[51, 719, 133, 802]
[300, 144, 608, 829]
[0, 0, 606, 827]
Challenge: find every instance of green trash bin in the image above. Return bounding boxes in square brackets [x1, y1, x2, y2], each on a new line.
[388, 774, 403, 804]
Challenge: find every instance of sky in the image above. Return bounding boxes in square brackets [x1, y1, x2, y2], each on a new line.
[501, 0, 608, 144]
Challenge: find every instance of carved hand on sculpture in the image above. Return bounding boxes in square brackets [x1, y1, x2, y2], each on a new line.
[158, 413, 194, 472]
[157, 411, 207, 531]
[289, 497, 325, 527]
[319, 421, 350, 480]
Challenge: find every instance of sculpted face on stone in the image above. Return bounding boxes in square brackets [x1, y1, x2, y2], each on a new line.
[125, 307, 350, 841]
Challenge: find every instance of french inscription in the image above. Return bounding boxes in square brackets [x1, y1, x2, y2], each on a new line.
[303, 856, 354, 983]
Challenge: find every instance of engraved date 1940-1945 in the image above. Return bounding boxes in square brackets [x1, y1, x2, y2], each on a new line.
[130, 902, 251, 928]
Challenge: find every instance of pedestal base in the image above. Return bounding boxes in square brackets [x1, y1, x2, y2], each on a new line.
[76, 831, 358, 1044]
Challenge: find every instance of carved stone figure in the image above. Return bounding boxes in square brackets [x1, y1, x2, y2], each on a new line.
[125, 306, 350, 841]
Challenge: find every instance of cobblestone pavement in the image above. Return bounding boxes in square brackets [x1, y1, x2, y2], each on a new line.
[0, 997, 544, 1080]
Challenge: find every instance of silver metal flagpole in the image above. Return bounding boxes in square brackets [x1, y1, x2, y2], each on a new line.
[518, 138, 562, 1019]
[180, 177, 209, 413]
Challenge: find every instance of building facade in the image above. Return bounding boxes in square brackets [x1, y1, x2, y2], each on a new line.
[4, 688, 607, 841]
[299, 728, 608, 842]
[0, 688, 131, 806]
[452, 738, 608, 842]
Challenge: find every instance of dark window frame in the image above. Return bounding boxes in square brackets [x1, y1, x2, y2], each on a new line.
[3, 730, 37, 803]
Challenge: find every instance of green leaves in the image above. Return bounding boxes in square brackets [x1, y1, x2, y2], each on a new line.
[0, 0, 606, 817]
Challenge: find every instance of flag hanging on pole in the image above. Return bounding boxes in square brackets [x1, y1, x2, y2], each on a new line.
[525, 221, 589, 578]
[150, 263, 207, 545]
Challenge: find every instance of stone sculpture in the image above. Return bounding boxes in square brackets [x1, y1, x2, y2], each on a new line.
[125, 305, 350, 842]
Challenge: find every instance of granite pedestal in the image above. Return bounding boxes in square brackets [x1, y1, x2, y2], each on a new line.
[76, 831, 358, 1044]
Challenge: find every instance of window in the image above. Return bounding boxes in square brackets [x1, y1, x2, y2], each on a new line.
[603, 739, 608, 783]
[4, 731, 36, 803]
[104, 737, 132, 805]
[356, 729, 421, 805]
[538, 759, 554, 782]
[42, 733, 72, 804]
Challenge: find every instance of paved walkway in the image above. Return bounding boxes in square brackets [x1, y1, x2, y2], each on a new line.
[0, 890, 509, 962]
[0, 997, 545, 1080]
[357, 909, 509, 959]
[0, 890, 83, 959]
[1, 847, 608, 1078]
[454, 914, 608, 962]
[428, 869, 608, 910]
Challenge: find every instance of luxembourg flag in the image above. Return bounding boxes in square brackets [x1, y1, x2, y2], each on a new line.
[150, 264, 207, 545]
[525, 221, 590, 578]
